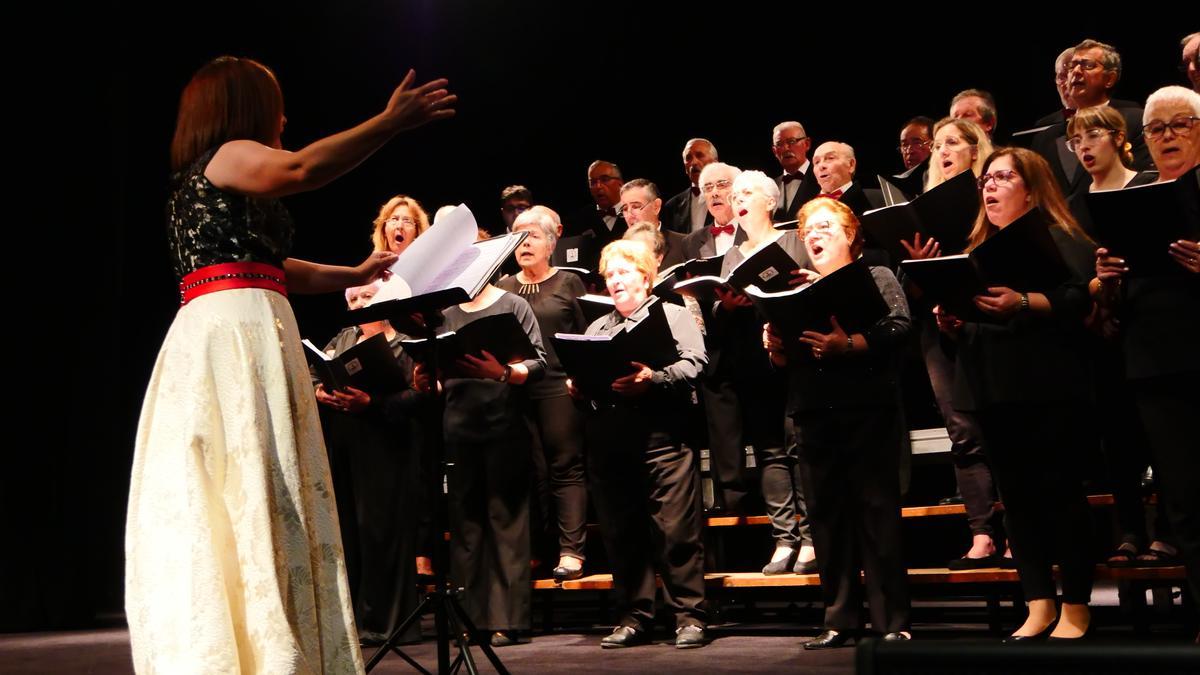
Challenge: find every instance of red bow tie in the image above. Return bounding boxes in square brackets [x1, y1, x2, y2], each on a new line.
[690, 186, 701, 196]
[819, 189, 844, 200]
[782, 172, 805, 184]
[710, 223, 735, 236]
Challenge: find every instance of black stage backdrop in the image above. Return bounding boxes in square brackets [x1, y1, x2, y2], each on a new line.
[9, 1, 1189, 631]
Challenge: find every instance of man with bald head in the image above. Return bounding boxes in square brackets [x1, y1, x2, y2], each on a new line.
[663, 138, 718, 234]
[811, 141, 871, 216]
[567, 159, 627, 242]
[771, 121, 820, 222]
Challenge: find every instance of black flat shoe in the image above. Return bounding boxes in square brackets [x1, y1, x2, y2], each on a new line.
[881, 632, 911, 641]
[762, 548, 799, 575]
[1047, 624, 1093, 642]
[793, 558, 819, 575]
[490, 631, 523, 647]
[675, 625, 709, 649]
[948, 554, 1002, 570]
[553, 565, 584, 582]
[1003, 623, 1055, 643]
[600, 625, 650, 649]
[804, 630, 851, 650]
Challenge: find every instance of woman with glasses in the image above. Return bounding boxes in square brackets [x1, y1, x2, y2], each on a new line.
[495, 209, 590, 584]
[1093, 85, 1200, 616]
[712, 171, 817, 576]
[763, 197, 913, 648]
[1064, 107, 1175, 571]
[938, 148, 1098, 641]
[900, 117, 1004, 571]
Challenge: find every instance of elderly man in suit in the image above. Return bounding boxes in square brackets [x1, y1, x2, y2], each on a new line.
[664, 138, 719, 234]
[567, 160, 627, 242]
[812, 141, 871, 216]
[771, 121, 820, 222]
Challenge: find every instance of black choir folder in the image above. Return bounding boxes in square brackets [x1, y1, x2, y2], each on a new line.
[745, 259, 888, 343]
[899, 208, 1071, 323]
[303, 333, 407, 397]
[348, 204, 528, 327]
[861, 169, 980, 264]
[551, 298, 679, 402]
[553, 234, 602, 272]
[1085, 170, 1200, 277]
[672, 240, 799, 296]
[398, 312, 540, 378]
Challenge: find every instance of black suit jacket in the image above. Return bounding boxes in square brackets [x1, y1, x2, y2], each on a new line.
[1030, 98, 1151, 199]
[682, 224, 748, 261]
[773, 170, 820, 222]
[663, 187, 714, 234]
[567, 204, 626, 245]
[661, 229, 689, 269]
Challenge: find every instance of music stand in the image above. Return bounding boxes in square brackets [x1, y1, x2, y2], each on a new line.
[360, 303, 511, 675]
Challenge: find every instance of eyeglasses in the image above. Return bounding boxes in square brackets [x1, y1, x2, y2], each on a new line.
[1142, 115, 1199, 141]
[1066, 128, 1115, 153]
[700, 179, 733, 194]
[619, 201, 651, 215]
[387, 216, 417, 227]
[1066, 58, 1103, 71]
[802, 220, 840, 236]
[898, 139, 931, 152]
[588, 175, 621, 186]
[773, 136, 808, 150]
[977, 170, 1020, 189]
[931, 136, 974, 153]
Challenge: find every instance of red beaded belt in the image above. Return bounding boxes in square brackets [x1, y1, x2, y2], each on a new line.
[180, 262, 288, 305]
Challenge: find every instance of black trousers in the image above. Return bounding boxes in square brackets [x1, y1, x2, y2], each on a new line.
[976, 403, 1094, 604]
[794, 407, 910, 633]
[526, 395, 588, 560]
[446, 437, 532, 632]
[1133, 374, 1200, 605]
[321, 409, 422, 641]
[586, 407, 707, 629]
[920, 320, 996, 536]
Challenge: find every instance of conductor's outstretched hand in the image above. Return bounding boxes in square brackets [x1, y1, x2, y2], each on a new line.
[385, 70, 457, 131]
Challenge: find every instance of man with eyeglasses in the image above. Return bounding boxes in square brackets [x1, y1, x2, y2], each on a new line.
[771, 121, 820, 222]
[1032, 39, 1150, 197]
[499, 184, 533, 232]
[890, 117, 934, 199]
[663, 138, 718, 235]
[618, 178, 687, 268]
[566, 160, 627, 242]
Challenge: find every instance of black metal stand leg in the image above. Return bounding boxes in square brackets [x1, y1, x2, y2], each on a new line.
[447, 591, 511, 675]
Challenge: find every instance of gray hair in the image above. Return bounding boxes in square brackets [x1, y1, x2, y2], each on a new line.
[587, 159, 623, 180]
[1054, 47, 1074, 73]
[1144, 85, 1200, 124]
[698, 161, 742, 187]
[620, 178, 660, 200]
[731, 170, 780, 211]
[512, 209, 558, 250]
[683, 137, 718, 160]
[1184, 32, 1200, 47]
[1073, 38, 1122, 82]
[623, 221, 666, 257]
[772, 120, 807, 142]
[950, 89, 997, 128]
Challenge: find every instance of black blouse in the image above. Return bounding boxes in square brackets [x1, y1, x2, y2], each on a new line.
[496, 269, 588, 399]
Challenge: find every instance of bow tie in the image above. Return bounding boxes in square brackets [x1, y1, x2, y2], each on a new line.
[599, 207, 616, 218]
[690, 186, 701, 196]
[819, 189, 844, 200]
[782, 172, 805, 184]
[710, 223, 735, 236]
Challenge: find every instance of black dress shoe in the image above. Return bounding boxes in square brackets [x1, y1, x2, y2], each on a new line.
[600, 625, 650, 649]
[553, 565, 584, 582]
[939, 494, 964, 505]
[490, 631, 522, 647]
[881, 632, 911, 641]
[675, 625, 709, 649]
[804, 630, 851, 650]
[762, 548, 799, 575]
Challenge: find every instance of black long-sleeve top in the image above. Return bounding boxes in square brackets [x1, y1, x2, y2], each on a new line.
[313, 326, 426, 424]
[495, 269, 588, 399]
[783, 266, 913, 413]
[440, 292, 548, 444]
[952, 224, 1097, 410]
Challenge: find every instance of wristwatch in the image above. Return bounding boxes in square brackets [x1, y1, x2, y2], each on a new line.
[1019, 293, 1030, 312]
[497, 365, 512, 383]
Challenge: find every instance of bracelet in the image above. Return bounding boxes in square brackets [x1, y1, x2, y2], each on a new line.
[846, 335, 854, 352]
[1019, 293, 1030, 312]
[497, 365, 511, 383]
